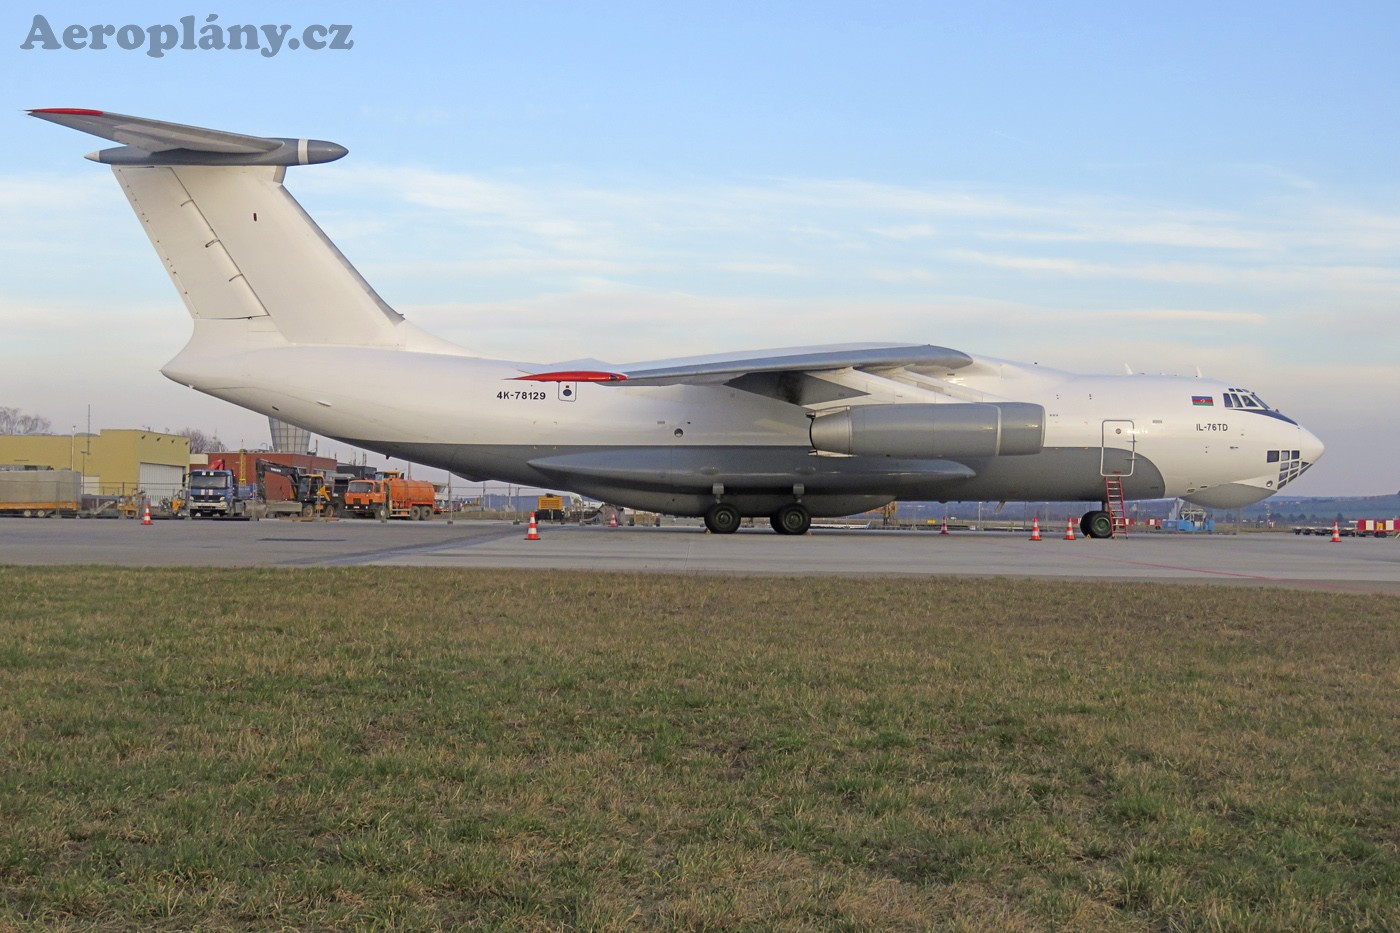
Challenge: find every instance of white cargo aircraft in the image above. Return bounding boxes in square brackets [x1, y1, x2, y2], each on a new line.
[31, 108, 1324, 536]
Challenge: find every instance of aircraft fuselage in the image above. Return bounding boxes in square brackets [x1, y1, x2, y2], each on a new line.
[164, 342, 1321, 518]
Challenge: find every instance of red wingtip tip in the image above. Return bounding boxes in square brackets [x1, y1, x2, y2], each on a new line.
[29, 108, 105, 116]
[512, 370, 628, 383]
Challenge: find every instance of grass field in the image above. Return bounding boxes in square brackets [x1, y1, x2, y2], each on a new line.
[1, 568, 1398, 931]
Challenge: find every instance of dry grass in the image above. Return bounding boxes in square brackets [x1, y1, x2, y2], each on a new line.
[1, 567, 1398, 930]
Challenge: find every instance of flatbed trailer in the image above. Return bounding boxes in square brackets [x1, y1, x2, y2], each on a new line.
[0, 469, 82, 517]
[0, 499, 80, 517]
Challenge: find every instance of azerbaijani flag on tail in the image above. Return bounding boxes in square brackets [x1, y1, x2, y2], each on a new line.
[1191, 395, 1214, 406]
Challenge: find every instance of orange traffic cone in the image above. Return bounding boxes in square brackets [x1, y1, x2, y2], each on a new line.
[1029, 517, 1041, 541]
[1064, 518, 1076, 540]
[609, 511, 618, 528]
[940, 518, 949, 535]
[525, 511, 540, 541]
[141, 500, 152, 526]
[1331, 521, 1341, 543]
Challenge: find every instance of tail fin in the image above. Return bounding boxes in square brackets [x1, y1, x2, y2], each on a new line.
[29, 109, 455, 351]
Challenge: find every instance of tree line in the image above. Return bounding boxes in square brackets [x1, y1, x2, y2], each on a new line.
[1, 407, 224, 452]
[0, 407, 51, 435]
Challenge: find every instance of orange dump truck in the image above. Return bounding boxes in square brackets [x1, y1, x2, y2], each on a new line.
[342, 473, 436, 520]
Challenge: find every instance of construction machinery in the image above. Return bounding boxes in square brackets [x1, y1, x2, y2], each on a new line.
[256, 459, 342, 518]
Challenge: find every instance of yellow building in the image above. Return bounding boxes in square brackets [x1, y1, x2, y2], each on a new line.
[0, 429, 190, 498]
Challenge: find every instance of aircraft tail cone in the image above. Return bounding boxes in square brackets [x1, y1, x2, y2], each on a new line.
[1332, 521, 1341, 543]
[1030, 517, 1041, 541]
[1064, 519, 1076, 540]
[526, 512, 540, 541]
[141, 500, 152, 526]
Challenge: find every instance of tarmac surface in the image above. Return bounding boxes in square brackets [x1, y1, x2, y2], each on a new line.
[2, 516, 1398, 592]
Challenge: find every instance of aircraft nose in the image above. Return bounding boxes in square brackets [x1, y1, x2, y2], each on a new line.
[1298, 423, 1325, 465]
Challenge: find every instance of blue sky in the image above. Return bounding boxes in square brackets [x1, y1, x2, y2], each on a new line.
[4, 2, 1398, 496]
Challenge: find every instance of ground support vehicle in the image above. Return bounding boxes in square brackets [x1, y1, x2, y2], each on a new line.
[1355, 519, 1399, 538]
[343, 472, 436, 520]
[186, 469, 256, 519]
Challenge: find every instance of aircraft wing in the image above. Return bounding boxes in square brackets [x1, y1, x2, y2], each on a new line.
[517, 343, 974, 387]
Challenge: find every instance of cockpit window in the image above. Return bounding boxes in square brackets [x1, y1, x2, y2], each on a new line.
[1225, 388, 1271, 410]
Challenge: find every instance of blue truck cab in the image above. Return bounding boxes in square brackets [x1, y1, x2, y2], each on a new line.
[186, 469, 255, 519]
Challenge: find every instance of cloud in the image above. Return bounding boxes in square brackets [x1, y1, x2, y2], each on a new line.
[302, 162, 1400, 272]
[716, 261, 806, 276]
[869, 223, 939, 240]
[1109, 308, 1268, 325]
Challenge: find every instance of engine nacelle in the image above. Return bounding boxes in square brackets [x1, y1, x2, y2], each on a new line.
[809, 402, 1045, 459]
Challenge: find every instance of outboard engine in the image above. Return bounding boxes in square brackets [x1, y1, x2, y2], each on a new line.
[810, 402, 1045, 459]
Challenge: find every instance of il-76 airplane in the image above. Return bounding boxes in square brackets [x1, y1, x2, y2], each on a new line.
[31, 108, 1324, 536]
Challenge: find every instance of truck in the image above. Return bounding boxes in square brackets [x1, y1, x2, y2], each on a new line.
[256, 459, 343, 518]
[535, 492, 604, 523]
[1354, 519, 1398, 538]
[186, 468, 256, 519]
[342, 471, 436, 520]
[0, 468, 81, 517]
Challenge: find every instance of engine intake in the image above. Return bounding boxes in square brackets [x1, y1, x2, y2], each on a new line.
[810, 402, 1045, 459]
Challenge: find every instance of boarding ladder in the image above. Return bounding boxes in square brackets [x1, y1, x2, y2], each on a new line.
[1104, 477, 1129, 538]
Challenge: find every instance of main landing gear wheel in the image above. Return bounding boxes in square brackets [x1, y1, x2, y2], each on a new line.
[770, 503, 811, 536]
[703, 503, 742, 535]
[1081, 510, 1114, 539]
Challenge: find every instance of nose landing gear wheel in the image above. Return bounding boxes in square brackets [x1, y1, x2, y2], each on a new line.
[703, 503, 742, 535]
[770, 503, 811, 536]
[1081, 510, 1114, 539]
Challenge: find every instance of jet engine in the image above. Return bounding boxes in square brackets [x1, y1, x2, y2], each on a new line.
[809, 402, 1045, 459]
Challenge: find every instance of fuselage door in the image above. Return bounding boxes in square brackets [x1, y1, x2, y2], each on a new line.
[1101, 420, 1136, 477]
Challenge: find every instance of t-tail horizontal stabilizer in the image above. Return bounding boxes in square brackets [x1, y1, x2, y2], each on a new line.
[28, 108, 346, 166]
